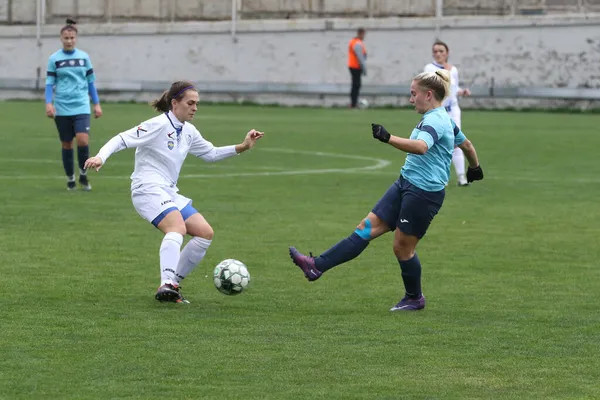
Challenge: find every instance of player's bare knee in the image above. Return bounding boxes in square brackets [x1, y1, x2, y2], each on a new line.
[201, 224, 214, 240]
[393, 239, 415, 260]
[76, 136, 88, 147]
[61, 141, 73, 150]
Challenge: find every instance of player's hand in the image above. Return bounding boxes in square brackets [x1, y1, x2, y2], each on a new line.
[241, 129, 264, 150]
[84, 156, 104, 172]
[371, 123, 390, 143]
[93, 104, 103, 119]
[45, 103, 56, 118]
[466, 165, 483, 182]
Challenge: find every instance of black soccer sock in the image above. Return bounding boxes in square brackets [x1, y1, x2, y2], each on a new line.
[77, 145, 89, 173]
[62, 148, 74, 178]
[398, 253, 422, 299]
[314, 232, 369, 272]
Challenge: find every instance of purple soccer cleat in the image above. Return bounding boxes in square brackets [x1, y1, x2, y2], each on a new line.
[289, 247, 322, 282]
[390, 295, 426, 311]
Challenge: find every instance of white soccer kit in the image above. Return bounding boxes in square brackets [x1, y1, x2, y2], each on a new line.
[424, 62, 462, 127]
[96, 111, 238, 224]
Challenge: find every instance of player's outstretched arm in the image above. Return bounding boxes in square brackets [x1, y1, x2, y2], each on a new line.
[235, 129, 264, 154]
[84, 156, 103, 172]
[371, 123, 428, 155]
[85, 134, 127, 172]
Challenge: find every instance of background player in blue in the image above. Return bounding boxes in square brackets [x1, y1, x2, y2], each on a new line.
[45, 19, 102, 191]
[289, 69, 484, 311]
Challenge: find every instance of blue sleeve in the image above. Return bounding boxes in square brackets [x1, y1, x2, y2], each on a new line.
[88, 81, 100, 104]
[85, 55, 95, 83]
[416, 125, 439, 149]
[451, 120, 466, 146]
[46, 56, 56, 85]
[45, 84, 53, 104]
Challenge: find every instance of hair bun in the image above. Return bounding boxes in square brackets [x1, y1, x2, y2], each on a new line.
[66, 18, 77, 25]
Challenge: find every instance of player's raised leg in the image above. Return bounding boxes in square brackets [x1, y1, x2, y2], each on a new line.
[154, 209, 186, 302]
[289, 212, 390, 281]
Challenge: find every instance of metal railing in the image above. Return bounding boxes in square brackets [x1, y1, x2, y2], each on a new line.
[1, 0, 600, 25]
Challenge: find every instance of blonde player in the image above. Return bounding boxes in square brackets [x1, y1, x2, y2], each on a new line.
[424, 40, 471, 186]
[84, 81, 264, 303]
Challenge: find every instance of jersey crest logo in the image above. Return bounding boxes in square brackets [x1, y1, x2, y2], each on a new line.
[79, 59, 84, 66]
[167, 140, 175, 150]
[69, 60, 75, 66]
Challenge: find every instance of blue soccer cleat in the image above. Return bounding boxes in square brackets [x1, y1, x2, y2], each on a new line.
[390, 295, 426, 311]
[289, 247, 322, 282]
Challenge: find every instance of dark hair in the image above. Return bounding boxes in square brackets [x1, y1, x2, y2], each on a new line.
[60, 18, 78, 34]
[432, 40, 449, 52]
[357, 27, 365, 36]
[151, 81, 197, 112]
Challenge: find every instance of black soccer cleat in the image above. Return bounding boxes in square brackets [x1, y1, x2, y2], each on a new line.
[173, 285, 190, 304]
[155, 283, 183, 303]
[79, 174, 92, 191]
[67, 180, 76, 191]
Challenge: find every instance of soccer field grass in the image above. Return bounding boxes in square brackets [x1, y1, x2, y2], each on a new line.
[1, 101, 599, 399]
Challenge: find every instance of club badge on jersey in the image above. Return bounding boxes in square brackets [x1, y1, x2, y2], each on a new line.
[167, 141, 175, 150]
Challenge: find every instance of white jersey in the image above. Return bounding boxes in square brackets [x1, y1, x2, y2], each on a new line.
[424, 62, 460, 110]
[97, 111, 238, 190]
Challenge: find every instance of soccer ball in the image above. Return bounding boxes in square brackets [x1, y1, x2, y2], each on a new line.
[358, 98, 370, 109]
[213, 259, 250, 295]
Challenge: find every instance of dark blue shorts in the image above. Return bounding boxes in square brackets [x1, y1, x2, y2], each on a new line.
[54, 114, 91, 142]
[372, 175, 445, 239]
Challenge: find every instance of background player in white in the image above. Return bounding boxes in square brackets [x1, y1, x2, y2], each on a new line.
[84, 81, 264, 303]
[424, 40, 471, 186]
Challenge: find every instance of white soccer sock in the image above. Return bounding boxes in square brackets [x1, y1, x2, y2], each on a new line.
[452, 147, 466, 177]
[175, 237, 212, 284]
[159, 232, 184, 286]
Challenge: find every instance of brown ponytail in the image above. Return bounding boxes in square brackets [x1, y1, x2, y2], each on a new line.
[150, 81, 196, 113]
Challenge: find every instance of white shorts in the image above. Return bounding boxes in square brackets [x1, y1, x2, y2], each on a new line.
[131, 184, 196, 226]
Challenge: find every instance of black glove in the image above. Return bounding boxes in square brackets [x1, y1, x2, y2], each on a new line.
[466, 165, 484, 183]
[371, 123, 390, 143]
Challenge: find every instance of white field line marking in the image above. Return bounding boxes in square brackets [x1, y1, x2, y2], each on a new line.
[0, 148, 393, 180]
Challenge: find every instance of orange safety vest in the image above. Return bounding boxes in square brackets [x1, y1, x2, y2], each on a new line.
[348, 38, 366, 69]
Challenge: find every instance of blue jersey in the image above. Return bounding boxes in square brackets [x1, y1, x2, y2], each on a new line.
[46, 48, 95, 116]
[400, 107, 467, 192]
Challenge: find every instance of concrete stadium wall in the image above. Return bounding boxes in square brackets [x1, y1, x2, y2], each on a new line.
[0, 14, 599, 108]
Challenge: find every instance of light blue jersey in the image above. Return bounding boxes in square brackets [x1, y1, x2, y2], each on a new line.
[46, 48, 95, 116]
[400, 107, 467, 192]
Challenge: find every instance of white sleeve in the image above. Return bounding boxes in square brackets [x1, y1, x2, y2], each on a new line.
[96, 135, 127, 164]
[189, 129, 238, 162]
[118, 120, 162, 149]
[424, 63, 437, 73]
[454, 68, 461, 91]
[96, 119, 162, 164]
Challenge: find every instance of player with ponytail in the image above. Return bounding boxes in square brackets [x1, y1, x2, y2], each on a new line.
[289, 70, 484, 311]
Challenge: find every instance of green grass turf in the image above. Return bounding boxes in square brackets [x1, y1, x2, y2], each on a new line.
[1, 101, 599, 399]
